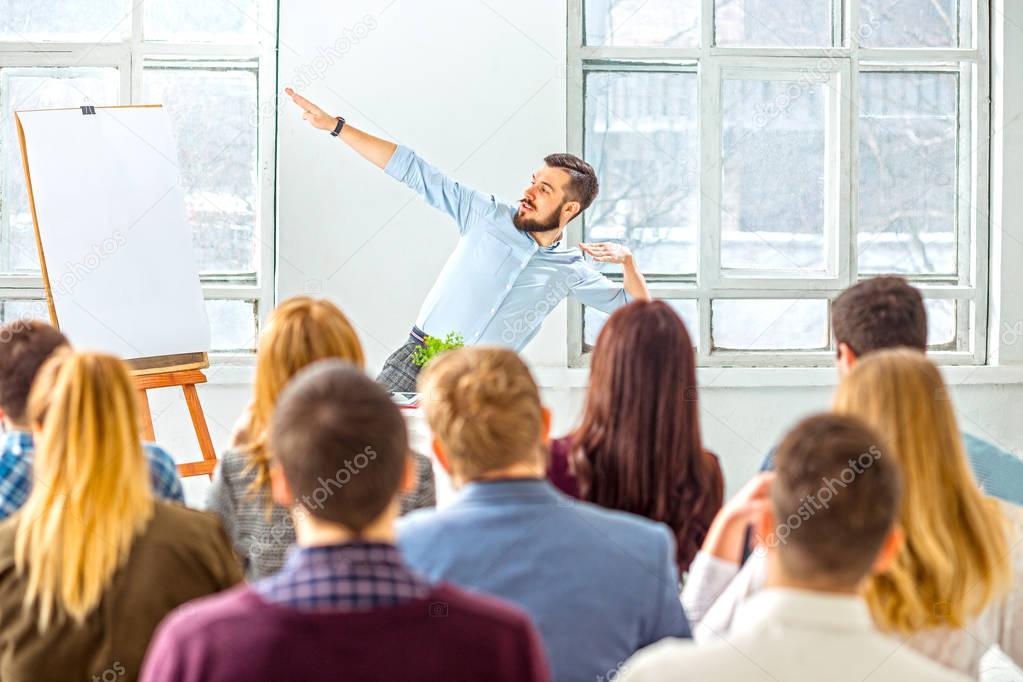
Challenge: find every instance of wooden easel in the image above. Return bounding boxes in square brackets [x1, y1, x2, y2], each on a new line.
[16, 104, 219, 479]
[132, 359, 219, 479]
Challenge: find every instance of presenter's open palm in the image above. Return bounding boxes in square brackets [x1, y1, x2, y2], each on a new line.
[285, 88, 336, 132]
[579, 242, 633, 264]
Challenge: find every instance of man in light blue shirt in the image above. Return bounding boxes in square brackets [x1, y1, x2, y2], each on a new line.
[287, 88, 650, 392]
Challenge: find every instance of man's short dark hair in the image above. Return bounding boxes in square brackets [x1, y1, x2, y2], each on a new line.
[0, 320, 69, 424]
[771, 414, 902, 588]
[269, 359, 408, 532]
[832, 276, 927, 356]
[544, 153, 599, 215]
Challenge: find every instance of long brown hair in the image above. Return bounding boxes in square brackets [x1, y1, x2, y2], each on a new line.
[572, 300, 722, 571]
[833, 349, 1010, 633]
[236, 296, 365, 494]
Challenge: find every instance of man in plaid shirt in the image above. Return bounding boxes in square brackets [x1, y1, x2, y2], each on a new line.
[0, 320, 183, 519]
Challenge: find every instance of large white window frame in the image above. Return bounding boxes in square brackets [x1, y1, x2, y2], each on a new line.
[0, 0, 277, 355]
[567, 0, 990, 368]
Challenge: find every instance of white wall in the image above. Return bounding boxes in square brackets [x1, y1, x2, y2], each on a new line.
[154, 0, 1023, 507]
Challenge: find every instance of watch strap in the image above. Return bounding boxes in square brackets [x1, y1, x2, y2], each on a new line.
[330, 116, 346, 137]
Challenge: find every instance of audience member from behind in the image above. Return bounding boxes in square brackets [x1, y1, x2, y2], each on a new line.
[548, 300, 723, 575]
[399, 347, 690, 682]
[689, 350, 1021, 678]
[0, 351, 242, 681]
[206, 296, 435, 579]
[142, 360, 549, 682]
[0, 320, 183, 519]
[621, 414, 970, 682]
[760, 276, 1023, 504]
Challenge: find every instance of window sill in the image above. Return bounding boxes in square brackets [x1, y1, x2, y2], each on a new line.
[533, 364, 1023, 389]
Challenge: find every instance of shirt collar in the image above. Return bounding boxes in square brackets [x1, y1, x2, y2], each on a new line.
[282, 541, 407, 572]
[734, 587, 875, 635]
[456, 478, 564, 505]
[2, 431, 34, 457]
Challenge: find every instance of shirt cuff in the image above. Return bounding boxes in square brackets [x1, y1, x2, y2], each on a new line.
[384, 144, 415, 181]
[681, 550, 741, 626]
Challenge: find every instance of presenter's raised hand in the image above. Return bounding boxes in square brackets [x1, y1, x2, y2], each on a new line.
[285, 88, 337, 131]
[579, 242, 633, 265]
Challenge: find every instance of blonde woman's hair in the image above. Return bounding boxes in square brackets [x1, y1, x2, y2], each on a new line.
[236, 296, 365, 493]
[15, 351, 154, 631]
[418, 346, 544, 480]
[832, 348, 1011, 633]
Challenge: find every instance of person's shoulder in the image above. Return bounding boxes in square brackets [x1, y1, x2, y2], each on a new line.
[147, 501, 231, 547]
[619, 637, 729, 680]
[430, 582, 536, 632]
[216, 448, 253, 476]
[154, 584, 261, 642]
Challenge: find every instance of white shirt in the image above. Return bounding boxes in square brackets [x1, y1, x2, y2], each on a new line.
[681, 501, 1023, 679]
[621, 588, 971, 682]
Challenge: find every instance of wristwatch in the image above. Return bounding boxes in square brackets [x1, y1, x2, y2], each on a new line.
[330, 116, 346, 137]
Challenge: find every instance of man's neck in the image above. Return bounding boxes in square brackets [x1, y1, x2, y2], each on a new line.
[2, 418, 29, 433]
[529, 228, 564, 248]
[466, 462, 545, 484]
[292, 504, 398, 548]
[765, 554, 861, 596]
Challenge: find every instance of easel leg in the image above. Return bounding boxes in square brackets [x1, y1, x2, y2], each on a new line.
[182, 384, 217, 480]
[138, 389, 156, 442]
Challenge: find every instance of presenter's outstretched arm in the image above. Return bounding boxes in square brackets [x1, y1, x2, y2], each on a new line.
[580, 242, 651, 301]
[286, 88, 396, 169]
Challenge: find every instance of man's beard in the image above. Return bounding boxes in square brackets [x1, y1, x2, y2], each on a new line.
[513, 202, 562, 233]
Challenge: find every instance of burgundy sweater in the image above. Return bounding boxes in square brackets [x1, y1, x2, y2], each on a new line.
[140, 584, 549, 682]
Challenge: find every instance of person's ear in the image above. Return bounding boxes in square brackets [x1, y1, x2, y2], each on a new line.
[269, 462, 295, 508]
[539, 406, 552, 445]
[836, 342, 857, 376]
[871, 525, 904, 575]
[400, 452, 419, 494]
[562, 201, 581, 223]
[431, 436, 452, 475]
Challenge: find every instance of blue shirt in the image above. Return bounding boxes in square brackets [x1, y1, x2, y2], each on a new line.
[397, 479, 690, 682]
[254, 542, 430, 612]
[0, 431, 185, 519]
[385, 146, 632, 350]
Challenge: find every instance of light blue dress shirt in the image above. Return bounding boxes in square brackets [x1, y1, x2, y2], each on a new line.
[385, 146, 632, 350]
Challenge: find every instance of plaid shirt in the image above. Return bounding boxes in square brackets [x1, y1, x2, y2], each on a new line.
[0, 431, 185, 519]
[255, 542, 431, 612]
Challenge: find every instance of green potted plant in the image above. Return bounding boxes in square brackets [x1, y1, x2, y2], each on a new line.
[411, 331, 465, 368]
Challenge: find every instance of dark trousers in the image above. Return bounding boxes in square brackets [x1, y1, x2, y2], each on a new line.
[376, 327, 427, 393]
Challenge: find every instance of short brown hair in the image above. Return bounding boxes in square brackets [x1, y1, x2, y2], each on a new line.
[418, 347, 543, 480]
[544, 153, 599, 215]
[832, 276, 927, 356]
[269, 360, 408, 532]
[770, 414, 902, 588]
[0, 320, 69, 423]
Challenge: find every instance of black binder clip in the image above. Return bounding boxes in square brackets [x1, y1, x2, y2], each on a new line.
[81, 105, 96, 115]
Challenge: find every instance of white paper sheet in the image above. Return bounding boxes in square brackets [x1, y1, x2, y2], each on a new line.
[16, 106, 211, 360]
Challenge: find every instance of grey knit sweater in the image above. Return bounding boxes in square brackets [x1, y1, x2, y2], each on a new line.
[205, 448, 436, 579]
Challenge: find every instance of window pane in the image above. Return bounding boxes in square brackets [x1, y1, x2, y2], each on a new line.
[144, 0, 259, 42]
[858, 72, 957, 275]
[206, 299, 257, 351]
[715, 0, 831, 47]
[925, 298, 957, 349]
[0, 299, 49, 324]
[712, 299, 828, 350]
[584, 0, 699, 47]
[860, 0, 959, 48]
[143, 63, 258, 276]
[1, 67, 120, 274]
[584, 299, 699, 349]
[585, 71, 699, 275]
[722, 77, 827, 272]
[0, 0, 129, 42]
